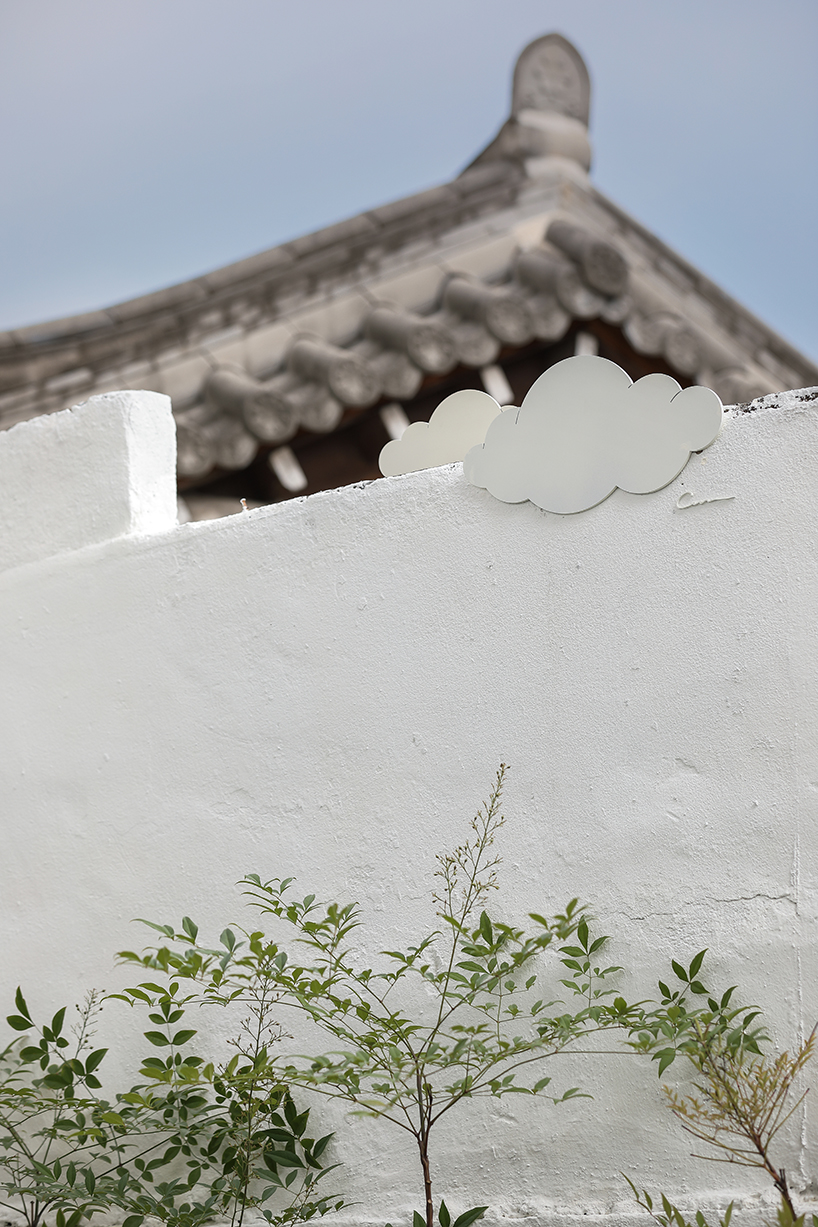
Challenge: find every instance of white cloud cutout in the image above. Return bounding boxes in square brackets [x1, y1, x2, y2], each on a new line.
[379, 388, 502, 477]
[464, 355, 723, 514]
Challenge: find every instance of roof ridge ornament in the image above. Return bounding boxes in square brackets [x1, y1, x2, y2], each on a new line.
[466, 34, 593, 175]
[512, 33, 591, 126]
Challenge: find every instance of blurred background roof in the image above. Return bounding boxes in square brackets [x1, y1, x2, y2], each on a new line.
[1, 0, 816, 360]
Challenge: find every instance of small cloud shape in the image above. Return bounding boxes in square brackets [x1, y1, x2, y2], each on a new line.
[464, 355, 723, 514]
[379, 389, 502, 477]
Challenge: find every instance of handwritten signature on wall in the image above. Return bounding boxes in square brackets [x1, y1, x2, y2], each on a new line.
[675, 490, 735, 511]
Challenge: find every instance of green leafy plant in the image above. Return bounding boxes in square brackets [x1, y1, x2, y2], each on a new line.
[389, 1200, 489, 1227]
[664, 1021, 815, 1219]
[628, 993, 816, 1227]
[625, 1179, 737, 1227]
[0, 977, 342, 1227]
[120, 765, 658, 1227]
[627, 950, 769, 1079]
[0, 986, 210, 1227]
[3, 767, 777, 1227]
[111, 968, 344, 1227]
[627, 1179, 817, 1227]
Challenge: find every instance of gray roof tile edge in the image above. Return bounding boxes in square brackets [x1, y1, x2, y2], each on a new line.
[582, 183, 818, 386]
[0, 163, 524, 356]
[1, 156, 814, 402]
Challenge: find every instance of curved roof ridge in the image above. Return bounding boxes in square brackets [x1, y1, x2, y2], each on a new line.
[0, 162, 520, 352]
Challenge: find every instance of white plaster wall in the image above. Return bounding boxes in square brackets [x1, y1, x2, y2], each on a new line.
[1, 390, 817, 1227]
[0, 391, 176, 570]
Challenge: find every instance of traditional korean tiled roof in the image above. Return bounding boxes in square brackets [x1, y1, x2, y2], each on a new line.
[2, 34, 815, 516]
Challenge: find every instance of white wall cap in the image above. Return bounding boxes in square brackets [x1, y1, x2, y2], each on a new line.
[0, 390, 177, 574]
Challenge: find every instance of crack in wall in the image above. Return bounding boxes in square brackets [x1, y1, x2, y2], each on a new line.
[605, 893, 796, 922]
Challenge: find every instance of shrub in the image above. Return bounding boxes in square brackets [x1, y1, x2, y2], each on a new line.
[120, 766, 762, 1227]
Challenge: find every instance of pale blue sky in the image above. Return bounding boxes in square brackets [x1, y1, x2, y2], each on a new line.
[1, 0, 816, 361]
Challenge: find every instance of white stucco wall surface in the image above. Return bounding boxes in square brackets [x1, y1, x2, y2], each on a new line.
[1, 387, 817, 1227]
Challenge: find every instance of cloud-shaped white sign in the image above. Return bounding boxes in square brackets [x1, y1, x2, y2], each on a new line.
[379, 388, 502, 477]
[464, 355, 722, 513]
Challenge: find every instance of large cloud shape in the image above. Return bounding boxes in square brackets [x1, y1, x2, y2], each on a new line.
[379, 389, 502, 477]
[464, 355, 722, 514]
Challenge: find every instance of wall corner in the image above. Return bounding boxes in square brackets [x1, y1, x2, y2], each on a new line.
[0, 389, 178, 574]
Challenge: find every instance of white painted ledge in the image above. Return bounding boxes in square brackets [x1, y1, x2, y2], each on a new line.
[0, 390, 177, 573]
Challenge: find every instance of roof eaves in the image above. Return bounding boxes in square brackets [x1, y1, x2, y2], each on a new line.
[583, 183, 818, 387]
[0, 162, 525, 364]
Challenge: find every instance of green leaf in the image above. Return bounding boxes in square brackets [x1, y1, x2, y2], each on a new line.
[671, 960, 688, 983]
[559, 1087, 591, 1101]
[122, 1216, 145, 1227]
[655, 1048, 676, 1076]
[50, 1007, 66, 1036]
[14, 988, 32, 1021]
[576, 919, 589, 949]
[265, 1150, 304, 1169]
[42, 1072, 71, 1089]
[171, 1030, 197, 1046]
[479, 913, 493, 945]
[312, 1133, 333, 1159]
[85, 1048, 108, 1073]
[143, 1030, 172, 1046]
[266, 1128, 300, 1145]
[181, 916, 199, 942]
[284, 1096, 300, 1131]
[452, 1208, 489, 1227]
[688, 949, 707, 979]
[7, 1013, 35, 1031]
[440, 1201, 451, 1227]
[135, 919, 175, 936]
[414, 1213, 426, 1227]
